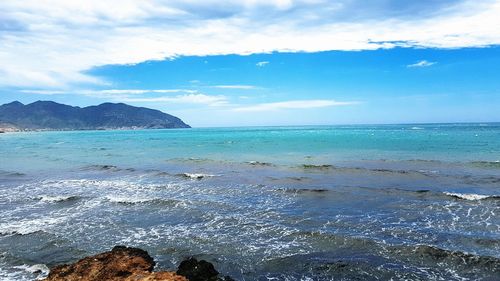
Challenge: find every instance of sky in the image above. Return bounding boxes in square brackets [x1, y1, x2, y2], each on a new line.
[1, 0, 499, 127]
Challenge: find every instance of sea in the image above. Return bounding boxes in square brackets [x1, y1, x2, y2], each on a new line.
[0, 124, 499, 280]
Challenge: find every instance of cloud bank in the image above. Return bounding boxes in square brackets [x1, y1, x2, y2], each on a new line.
[1, 0, 500, 88]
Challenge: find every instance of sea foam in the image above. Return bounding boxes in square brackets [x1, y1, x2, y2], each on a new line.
[181, 173, 217, 179]
[0, 217, 65, 236]
[443, 192, 499, 201]
[37, 195, 79, 203]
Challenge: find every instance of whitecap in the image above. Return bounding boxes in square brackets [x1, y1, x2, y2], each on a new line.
[37, 195, 79, 203]
[443, 192, 499, 201]
[104, 196, 154, 204]
[181, 173, 217, 179]
[13, 264, 49, 279]
[247, 161, 273, 166]
[0, 217, 65, 236]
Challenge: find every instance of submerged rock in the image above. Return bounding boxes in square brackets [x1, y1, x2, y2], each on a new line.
[176, 258, 219, 281]
[414, 245, 500, 271]
[43, 246, 187, 281]
[176, 258, 235, 281]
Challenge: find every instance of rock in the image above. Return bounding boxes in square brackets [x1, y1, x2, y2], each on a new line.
[43, 246, 187, 281]
[176, 258, 220, 281]
[414, 245, 500, 271]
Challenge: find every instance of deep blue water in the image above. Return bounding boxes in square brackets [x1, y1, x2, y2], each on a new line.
[0, 124, 499, 280]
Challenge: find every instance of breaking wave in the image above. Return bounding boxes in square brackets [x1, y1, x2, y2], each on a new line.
[443, 192, 500, 201]
[0, 217, 65, 236]
[104, 195, 188, 207]
[179, 173, 218, 179]
[37, 195, 80, 203]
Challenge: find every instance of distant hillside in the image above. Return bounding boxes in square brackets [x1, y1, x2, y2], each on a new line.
[0, 101, 190, 131]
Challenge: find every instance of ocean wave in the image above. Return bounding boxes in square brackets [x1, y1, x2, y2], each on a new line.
[104, 196, 156, 204]
[104, 196, 187, 207]
[275, 188, 329, 194]
[297, 164, 440, 178]
[37, 195, 80, 203]
[38, 179, 166, 191]
[360, 187, 499, 202]
[268, 176, 311, 182]
[247, 161, 273, 166]
[469, 160, 500, 169]
[0, 170, 26, 177]
[81, 164, 136, 172]
[180, 173, 217, 179]
[300, 164, 334, 170]
[168, 157, 215, 163]
[0, 217, 64, 236]
[443, 192, 500, 201]
[154, 171, 172, 177]
[13, 264, 49, 278]
[82, 164, 119, 171]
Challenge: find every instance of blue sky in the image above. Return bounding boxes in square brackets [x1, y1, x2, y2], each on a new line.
[1, 1, 499, 126]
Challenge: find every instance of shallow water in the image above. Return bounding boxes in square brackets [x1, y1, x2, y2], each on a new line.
[0, 124, 499, 280]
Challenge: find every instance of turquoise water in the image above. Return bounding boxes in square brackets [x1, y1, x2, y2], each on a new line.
[1, 124, 499, 280]
[2, 123, 500, 171]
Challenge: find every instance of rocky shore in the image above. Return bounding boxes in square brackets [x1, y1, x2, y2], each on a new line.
[43, 246, 233, 281]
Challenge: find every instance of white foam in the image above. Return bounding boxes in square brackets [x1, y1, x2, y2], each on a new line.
[13, 264, 49, 279]
[182, 173, 216, 179]
[444, 192, 498, 201]
[410, 126, 424, 130]
[104, 195, 156, 204]
[0, 217, 65, 236]
[38, 195, 78, 203]
[39, 179, 166, 191]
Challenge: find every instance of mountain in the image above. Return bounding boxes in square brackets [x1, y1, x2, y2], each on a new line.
[0, 101, 190, 131]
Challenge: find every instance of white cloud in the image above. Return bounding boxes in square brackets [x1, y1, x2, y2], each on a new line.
[19, 90, 68, 95]
[97, 89, 197, 94]
[122, 94, 229, 106]
[212, 85, 257, 89]
[21, 88, 197, 96]
[407, 60, 436, 68]
[20, 88, 226, 106]
[256, 61, 269, 67]
[233, 99, 358, 112]
[1, 0, 500, 87]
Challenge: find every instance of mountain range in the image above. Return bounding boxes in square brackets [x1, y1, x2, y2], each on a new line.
[0, 101, 190, 132]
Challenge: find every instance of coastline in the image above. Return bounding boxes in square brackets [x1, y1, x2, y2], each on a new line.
[38, 245, 500, 280]
[0, 126, 193, 134]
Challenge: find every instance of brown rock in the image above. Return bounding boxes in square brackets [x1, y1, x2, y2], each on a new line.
[43, 246, 187, 281]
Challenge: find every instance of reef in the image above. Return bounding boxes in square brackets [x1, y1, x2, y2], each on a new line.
[43, 246, 232, 281]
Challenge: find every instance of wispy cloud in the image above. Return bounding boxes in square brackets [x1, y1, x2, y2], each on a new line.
[97, 89, 197, 94]
[121, 94, 229, 107]
[256, 61, 270, 67]
[21, 89, 196, 96]
[211, 85, 257, 90]
[233, 100, 358, 112]
[1, 1, 499, 87]
[407, 60, 437, 68]
[21, 88, 227, 106]
[19, 90, 68, 95]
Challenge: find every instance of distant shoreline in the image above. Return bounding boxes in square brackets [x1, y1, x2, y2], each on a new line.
[0, 126, 192, 134]
[2, 122, 499, 134]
